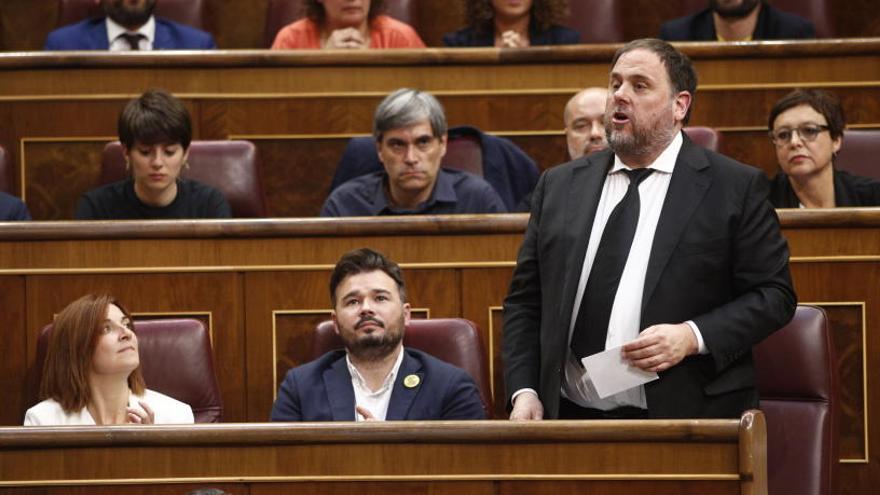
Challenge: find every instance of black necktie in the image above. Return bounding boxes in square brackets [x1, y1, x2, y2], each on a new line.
[570, 167, 655, 361]
[119, 33, 144, 51]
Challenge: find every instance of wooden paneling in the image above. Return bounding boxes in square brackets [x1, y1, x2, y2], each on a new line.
[0, 485, 248, 495]
[2, 1, 879, 51]
[0, 417, 765, 494]
[248, 137, 350, 218]
[0, 210, 878, 491]
[0, 276, 26, 426]
[820, 304, 868, 460]
[461, 268, 513, 418]
[1, 43, 879, 217]
[22, 139, 105, 219]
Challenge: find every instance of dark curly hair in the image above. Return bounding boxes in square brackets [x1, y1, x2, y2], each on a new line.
[465, 0, 569, 35]
[303, 0, 385, 25]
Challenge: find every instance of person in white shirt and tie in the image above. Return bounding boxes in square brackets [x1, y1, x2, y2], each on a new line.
[503, 38, 796, 421]
[44, 0, 216, 51]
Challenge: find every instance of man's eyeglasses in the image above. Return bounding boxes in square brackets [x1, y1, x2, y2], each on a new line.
[769, 125, 830, 146]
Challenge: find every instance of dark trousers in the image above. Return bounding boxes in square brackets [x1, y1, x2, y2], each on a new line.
[558, 396, 649, 419]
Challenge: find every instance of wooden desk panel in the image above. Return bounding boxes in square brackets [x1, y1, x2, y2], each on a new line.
[0, 210, 878, 492]
[2, 41, 880, 217]
[0, 416, 765, 494]
[2, 0, 878, 51]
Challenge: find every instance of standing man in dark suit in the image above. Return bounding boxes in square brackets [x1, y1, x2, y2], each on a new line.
[503, 38, 796, 421]
[660, 0, 815, 41]
[271, 248, 486, 421]
[44, 0, 216, 51]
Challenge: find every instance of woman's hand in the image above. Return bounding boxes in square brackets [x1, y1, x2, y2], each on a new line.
[325, 28, 368, 49]
[127, 400, 156, 424]
[499, 30, 529, 48]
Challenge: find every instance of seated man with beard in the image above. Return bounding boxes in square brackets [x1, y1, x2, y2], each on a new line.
[660, 0, 814, 42]
[45, 0, 216, 51]
[270, 248, 486, 421]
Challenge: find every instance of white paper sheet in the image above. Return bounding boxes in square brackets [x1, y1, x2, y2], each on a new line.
[581, 345, 659, 399]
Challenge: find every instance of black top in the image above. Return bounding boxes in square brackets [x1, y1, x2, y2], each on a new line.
[659, 0, 815, 41]
[0, 192, 31, 221]
[443, 22, 580, 47]
[75, 178, 232, 220]
[321, 169, 507, 217]
[768, 170, 880, 208]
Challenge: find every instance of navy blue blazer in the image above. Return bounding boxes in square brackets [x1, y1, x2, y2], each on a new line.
[0, 192, 30, 221]
[443, 23, 580, 47]
[270, 348, 486, 421]
[659, 1, 815, 41]
[44, 16, 216, 50]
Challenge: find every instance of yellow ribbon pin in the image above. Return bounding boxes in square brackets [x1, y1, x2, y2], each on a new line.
[403, 374, 420, 388]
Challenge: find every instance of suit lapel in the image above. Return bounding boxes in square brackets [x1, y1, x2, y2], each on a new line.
[642, 137, 712, 313]
[385, 350, 423, 420]
[323, 357, 356, 421]
[558, 154, 613, 331]
[89, 20, 111, 49]
[153, 20, 171, 49]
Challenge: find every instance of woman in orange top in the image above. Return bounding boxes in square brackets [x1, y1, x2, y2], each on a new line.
[272, 0, 425, 49]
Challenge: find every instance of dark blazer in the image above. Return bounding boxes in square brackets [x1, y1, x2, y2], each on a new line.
[443, 23, 580, 47]
[270, 348, 486, 421]
[44, 16, 216, 50]
[502, 134, 797, 419]
[0, 192, 30, 221]
[768, 170, 880, 207]
[659, 1, 815, 41]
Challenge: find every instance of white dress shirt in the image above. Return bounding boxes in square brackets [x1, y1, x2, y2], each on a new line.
[347, 346, 405, 421]
[559, 132, 707, 411]
[106, 16, 156, 51]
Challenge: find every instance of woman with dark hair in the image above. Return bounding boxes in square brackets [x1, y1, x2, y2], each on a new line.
[443, 0, 579, 47]
[767, 89, 880, 207]
[75, 89, 231, 219]
[24, 294, 193, 425]
[272, 0, 424, 49]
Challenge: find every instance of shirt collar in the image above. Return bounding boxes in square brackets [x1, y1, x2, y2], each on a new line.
[106, 15, 156, 45]
[374, 169, 458, 215]
[345, 345, 405, 395]
[611, 130, 683, 175]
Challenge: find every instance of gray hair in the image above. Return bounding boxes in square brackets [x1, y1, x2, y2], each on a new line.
[373, 88, 448, 142]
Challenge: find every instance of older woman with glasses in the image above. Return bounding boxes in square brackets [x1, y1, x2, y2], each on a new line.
[767, 89, 880, 208]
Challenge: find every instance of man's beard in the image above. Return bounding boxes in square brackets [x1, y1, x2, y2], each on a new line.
[344, 314, 405, 362]
[710, 0, 760, 20]
[104, 0, 156, 28]
[604, 111, 676, 161]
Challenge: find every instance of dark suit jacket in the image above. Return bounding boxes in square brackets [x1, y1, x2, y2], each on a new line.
[768, 170, 880, 207]
[44, 16, 216, 50]
[270, 348, 486, 421]
[659, 1, 815, 41]
[0, 192, 30, 221]
[443, 23, 580, 47]
[502, 134, 796, 419]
